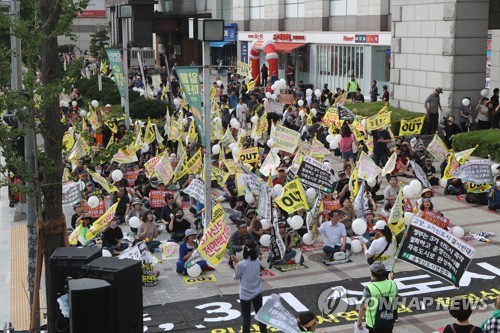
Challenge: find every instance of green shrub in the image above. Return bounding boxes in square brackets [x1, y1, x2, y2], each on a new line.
[130, 98, 167, 119]
[452, 129, 500, 161]
[350, 102, 429, 136]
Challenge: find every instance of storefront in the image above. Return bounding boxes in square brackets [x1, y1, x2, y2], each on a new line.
[238, 32, 391, 95]
[210, 23, 238, 72]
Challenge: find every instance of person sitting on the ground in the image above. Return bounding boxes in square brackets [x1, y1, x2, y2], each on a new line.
[416, 198, 438, 217]
[271, 222, 297, 266]
[102, 217, 129, 255]
[168, 208, 192, 243]
[176, 229, 210, 275]
[443, 298, 483, 333]
[248, 213, 271, 244]
[392, 149, 414, 178]
[416, 188, 436, 208]
[317, 210, 351, 261]
[488, 176, 500, 212]
[126, 198, 146, 233]
[339, 197, 356, 236]
[446, 178, 466, 196]
[422, 158, 440, 186]
[481, 295, 500, 333]
[137, 210, 160, 252]
[228, 224, 259, 268]
[384, 176, 400, 211]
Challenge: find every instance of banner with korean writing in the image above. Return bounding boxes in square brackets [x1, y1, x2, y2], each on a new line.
[257, 183, 272, 222]
[399, 117, 425, 136]
[422, 211, 450, 229]
[398, 216, 475, 287]
[453, 159, 492, 184]
[238, 147, 259, 164]
[297, 155, 336, 193]
[278, 94, 295, 105]
[186, 149, 203, 174]
[149, 190, 173, 208]
[87, 169, 118, 193]
[83, 200, 106, 218]
[409, 160, 432, 189]
[86, 203, 118, 240]
[322, 108, 340, 127]
[270, 125, 300, 154]
[255, 294, 302, 333]
[181, 179, 205, 204]
[275, 178, 310, 214]
[357, 151, 382, 181]
[366, 111, 391, 131]
[155, 153, 174, 185]
[176, 67, 205, 146]
[427, 134, 448, 161]
[198, 204, 231, 266]
[125, 170, 139, 187]
[106, 49, 126, 98]
[62, 182, 81, 206]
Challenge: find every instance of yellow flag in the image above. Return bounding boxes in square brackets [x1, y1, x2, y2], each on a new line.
[87, 169, 118, 193]
[246, 75, 259, 91]
[387, 186, 405, 236]
[62, 131, 75, 153]
[349, 166, 359, 199]
[399, 117, 425, 136]
[144, 118, 156, 144]
[104, 118, 117, 133]
[442, 151, 460, 181]
[275, 179, 310, 214]
[86, 203, 119, 240]
[112, 148, 138, 164]
[455, 146, 477, 165]
[366, 111, 392, 131]
[68, 225, 81, 245]
[186, 149, 203, 174]
[382, 151, 397, 176]
[197, 203, 231, 266]
[154, 124, 164, 148]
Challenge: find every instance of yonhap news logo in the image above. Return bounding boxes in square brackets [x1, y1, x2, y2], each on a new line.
[317, 286, 350, 316]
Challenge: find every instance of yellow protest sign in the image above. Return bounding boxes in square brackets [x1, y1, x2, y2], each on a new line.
[455, 147, 477, 165]
[238, 147, 260, 164]
[237, 61, 251, 76]
[254, 112, 268, 136]
[349, 165, 359, 199]
[322, 108, 340, 127]
[211, 166, 230, 184]
[112, 148, 138, 164]
[183, 274, 217, 285]
[271, 125, 301, 154]
[198, 204, 231, 266]
[388, 187, 405, 236]
[399, 117, 425, 136]
[172, 153, 188, 182]
[275, 179, 310, 214]
[86, 203, 118, 240]
[144, 153, 164, 177]
[465, 182, 491, 193]
[186, 149, 203, 174]
[155, 154, 174, 185]
[366, 111, 392, 131]
[87, 169, 118, 193]
[442, 151, 460, 181]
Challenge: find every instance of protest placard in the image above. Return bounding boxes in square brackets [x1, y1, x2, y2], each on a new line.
[322, 108, 340, 127]
[270, 205, 286, 260]
[297, 155, 336, 193]
[186, 150, 203, 174]
[257, 183, 272, 222]
[83, 200, 106, 218]
[62, 182, 81, 206]
[182, 179, 205, 204]
[409, 160, 432, 188]
[198, 204, 231, 266]
[211, 166, 230, 185]
[144, 154, 164, 176]
[259, 149, 280, 177]
[149, 190, 173, 208]
[427, 134, 448, 161]
[357, 151, 382, 181]
[271, 125, 300, 154]
[155, 154, 174, 185]
[237, 61, 251, 76]
[398, 216, 475, 287]
[366, 111, 391, 131]
[275, 179, 310, 214]
[422, 211, 450, 229]
[255, 294, 302, 333]
[86, 203, 118, 240]
[238, 147, 259, 164]
[278, 94, 295, 105]
[453, 159, 492, 184]
[338, 106, 355, 121]
[125, 170, 139, 186]
[399, 117, 425, 136]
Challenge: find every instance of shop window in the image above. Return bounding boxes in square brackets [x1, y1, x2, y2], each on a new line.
[222, 0, 233, 21]
[329, 0, 357, 16]
[285, 0, 305, 18]
[250, 0, 265, 20]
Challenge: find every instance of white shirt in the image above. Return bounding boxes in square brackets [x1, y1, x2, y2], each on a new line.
[365, 237, 396, 271]
[236, 103, 248, 123]
[318, 221, 346, 247]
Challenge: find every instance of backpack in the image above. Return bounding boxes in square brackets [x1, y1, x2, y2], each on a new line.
[371, 282, 396, 330]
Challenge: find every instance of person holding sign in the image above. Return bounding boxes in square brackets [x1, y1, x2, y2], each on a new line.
[361, 221, 396, 272]
[234, 242, 268, 333]
[317, 210, 351, 261]
[76, 214, 94, 247]
[488, 177, 500, 212]
[176, 229, 209, 274]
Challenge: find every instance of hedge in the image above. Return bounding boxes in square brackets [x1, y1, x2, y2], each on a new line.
[130, 98, 167, 119]
[349, 102, 429, 136]
[452, 129, 500, 161]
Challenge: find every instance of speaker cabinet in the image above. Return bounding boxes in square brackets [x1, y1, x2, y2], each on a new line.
[68, 278, 113, 333]
[85, 257, 142, 333]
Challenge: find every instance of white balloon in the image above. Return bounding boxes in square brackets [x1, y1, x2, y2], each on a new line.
[451, 226, 465, 239]
[409, 180, 422, 194]
[212, 144, 221, 155]
[314, 89, 321, 98]
[439, 178, 448, 188]
[306, 188, 316, 201]
[105, 104, 111, 107]
[329, 140, 339, 150]
[251, 115, 259, 124]
[352, 219, 368, 235]
[228, 142, 238, 150]
[63, 101, 69, 108]
[102, 249, 112, 257]
[267, 139, 274, 147]
[129, 216, 140, 228]
[240, 129, 247, 136]
[87, 196, 99, 208]
[260, 234, 271, 247]
[187, 264, 202, 277]
[271, 84, 276, 91]
[279, 78, 286, 87]
[346, 237, 352, 244]
[111, 169, 123, 182]
[334, 134, 342, 144]
[350, 239, 363, 253]
[216, 80, 222, 86]
[231, 146, 240, 157]
[462, 98, 470, 107]
[302, 233, 315, 245]
[91, 100, 99, 108]
[173, 98, 181, 107]
[326, 135, 334, 143]
[271, 94, 277, 100]
[367, 178, 377, 188]
[79, 110, 87, 118]
[492, 164, 499, 176]
[244, 192, 255, 204]
[141, 143, 149, 153]
[404, 212, 414, 225]
[182, 118, 188, 126]
[274, 88, 281, 95]
[273, 184, 284, 197]
[290, 215, 303, 230]
[481, 89, 489, 98]
[72, 101, 78, 107]
[306, 89, 313, 96]
[298, 100, 304, 107]
[402, 185, 413, 198]
[265, 92, 272, 99]
[170, 153, 177, 158]
[260, 219, 270, 230]
[311, 108, 317, 116]
[232, 121, 241, 129]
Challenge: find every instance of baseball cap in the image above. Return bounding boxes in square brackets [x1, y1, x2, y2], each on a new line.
[374, 220, 387, 230]
[435, 87, 443, 94]
[370, 261, 387, 275]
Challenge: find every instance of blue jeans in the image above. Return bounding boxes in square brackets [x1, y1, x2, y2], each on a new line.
[176, 259, 208, 274]
[273, 249, 296, 265]
[323, 244, 351, 255]
[103, 242, 129, 255]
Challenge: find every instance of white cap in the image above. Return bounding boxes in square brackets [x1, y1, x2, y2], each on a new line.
[374, 220, 387, 230]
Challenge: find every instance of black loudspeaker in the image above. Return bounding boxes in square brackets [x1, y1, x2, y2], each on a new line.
[68, 278, 113, 333]
[49, 247, 102, 328]
[85, 257, 142, 333]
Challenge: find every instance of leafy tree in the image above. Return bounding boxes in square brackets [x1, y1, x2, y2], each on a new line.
[89, 28, 110, 61]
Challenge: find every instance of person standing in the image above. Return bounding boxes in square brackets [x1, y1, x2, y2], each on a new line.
[443, 116, 462, 148]
[347, 74, 360, 99]
[370, 80, 379, 102]
[460, 97, 472, 132]
[372, 127, 391, 167]
[361, 221, 396, 271]
[476, 98, 491, 130]
[381, 85, 389, 102]
[234, 242, 268, 333]
[481, 295, 500, 333]
[260, 64, 268, 86]
[356, 262, 398, 333]
[443, 298, 484, 333]
[424, 87, 443, 134]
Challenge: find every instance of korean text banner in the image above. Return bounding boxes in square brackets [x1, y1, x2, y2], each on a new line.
[399, 117, 425, 136]
[198, 204, 231, 266]
[270, 125, 300, 154]
[398, 216, 475, 287]
[105, 49, 126, 98]
[176, 67, 205, 146]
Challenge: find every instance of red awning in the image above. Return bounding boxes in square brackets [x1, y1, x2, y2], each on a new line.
[273, 42, 306, 53]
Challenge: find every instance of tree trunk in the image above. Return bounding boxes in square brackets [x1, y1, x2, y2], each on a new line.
[39, 1, 66, 332]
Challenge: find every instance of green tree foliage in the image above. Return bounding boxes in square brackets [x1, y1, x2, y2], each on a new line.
[89, 28, 110, 61]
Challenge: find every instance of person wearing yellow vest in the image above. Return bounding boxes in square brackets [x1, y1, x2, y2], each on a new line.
[357, 262, 398, 333]
[347, 74, 360, 98]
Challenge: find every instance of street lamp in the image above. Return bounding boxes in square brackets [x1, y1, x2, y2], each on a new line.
[118, 4, 132, 128]
[189, 18, 224, 227]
